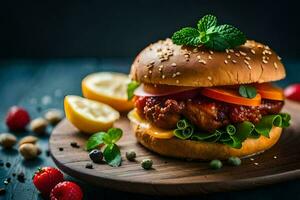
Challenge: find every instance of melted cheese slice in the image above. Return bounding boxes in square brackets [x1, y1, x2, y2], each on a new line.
[128, 110, 174, 139]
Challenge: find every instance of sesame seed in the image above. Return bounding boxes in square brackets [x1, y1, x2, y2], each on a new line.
[247, 64, 252, 69]
[227, 55, 231, 59]
[232, 60, 237, 64]
[176, 72, 181, 75]
[197, 55, 201, 59]
[208, 55, 212, 60]
[254, 162, 259, 166]
[144, 75, 148, 78]
[193, 48, 198, 53]
[239, 51, 247, 56]
[245, 56, 251, 61]
[262, 59, 268, 64]
[265, 45, 270, 50]
[172, 73, 176, 78]
[209, 50, 214, 55]
[225, 49, 229, 53]
[184, 54, 189, 58]
[150, 60, 155, 65]
[171, 63, 177, 67]
[235, 53, 240, 57]
[224, 60, 228, 64]
[201, 51, 205, 54]
[176, 80, 180, 84]
[274, 62, 278, 69]
[250, 158, 255, 161]
[207, 76, 212, 81]
[251, 49, 256, 54]
[198, 59, 207, 64]
[148, 70, 152, 74]
[244, 60, 249, 65]
[162, 75, 166, 79]
[229, 49, 234, 53]
[277, 56, 282, 60]
[273, 156, 277, 159]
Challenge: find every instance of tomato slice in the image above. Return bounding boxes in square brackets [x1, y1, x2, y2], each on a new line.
[201, 87, 261, 106]
[255, 83, 284, 101]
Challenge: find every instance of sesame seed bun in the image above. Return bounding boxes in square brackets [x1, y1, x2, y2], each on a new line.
[130, 39, 286, 87]
[129, 110, 282, 160]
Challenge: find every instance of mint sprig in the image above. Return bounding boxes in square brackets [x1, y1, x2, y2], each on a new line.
[86, 128, 123, 167]
[171, 14, 246, 51]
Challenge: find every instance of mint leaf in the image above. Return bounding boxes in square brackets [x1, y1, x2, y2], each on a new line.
[197, 14, 217, 32]
[103, 144, 122, 167]
[127, 81, 139, 100]
[86, 132, 106, 151]
[104, 128, 123, 144]
[239, 85, 257, 99]
[171, 14, 246, 51]
[213, 25, 246, 48]
[171, 27, 201, 46]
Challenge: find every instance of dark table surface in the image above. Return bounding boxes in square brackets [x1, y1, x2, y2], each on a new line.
[0, 59, 299, 200]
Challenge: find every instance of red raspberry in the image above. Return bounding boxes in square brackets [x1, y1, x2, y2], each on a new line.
[33, 167, 64, 196]
[5, 106, 30, 131]
[50, 181, 83, 200]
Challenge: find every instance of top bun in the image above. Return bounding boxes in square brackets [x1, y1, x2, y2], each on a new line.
[130, 39, 286, 87]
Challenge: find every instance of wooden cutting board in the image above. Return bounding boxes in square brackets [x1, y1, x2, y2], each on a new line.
[49, 100, 300, 195]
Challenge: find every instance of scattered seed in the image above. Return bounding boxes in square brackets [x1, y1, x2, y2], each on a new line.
[126, 150, 136, 161]
[44, 109, 63, 125]
[5, 162, 11, 168]
[30, 118, 48, 134]
[207, 76, 212, 81]
[227, 157, 242, 166]
[224, 60, 228, 64]
[232, 60, 237, 64]
[18, 136, 38, 147]
[274, 62, 278, 69]
[17, 172, 25, 183]
[70, 142, 80, 148]
[46, 149, 50, 157]
[85, 163, 93, 169]
[254, 162, 259, 166]
[19, 143, 39, 160]
[12, 173, 16, 177]
[262, 60, 268, 64]
[208, 55, 212, 60]
[0, 188, 6, 195]
[0, 133, 17, 148]
[209, 160, 222, 170]
[4, 178, 11, 185]
[141, 159, 153, 170]
[273, 155, 277, 159]
[171, 63, 177, 67]
[250, 158, 255, 161]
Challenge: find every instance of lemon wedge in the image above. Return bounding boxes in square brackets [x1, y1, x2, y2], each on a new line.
[82, 72, 134, 112]
[64, 95, 120, 134]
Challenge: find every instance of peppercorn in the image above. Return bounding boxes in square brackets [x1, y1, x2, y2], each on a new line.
[70, 142, 80, 148]
[85, 163, 93, 169]
[228, 157, 242, 166]
[141, 159, 153, 170]
[126, 150, 136, 161]
[5, 162, 11, 168]
[59, 147, 64, 151]
[89, 149, 103, 163]
[209, 159, 223, 170]
[17, 172, 25, 183]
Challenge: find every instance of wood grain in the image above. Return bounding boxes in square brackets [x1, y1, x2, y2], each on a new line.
[49, 100, 300, 195]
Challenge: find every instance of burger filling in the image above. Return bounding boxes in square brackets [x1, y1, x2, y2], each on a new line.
[130, 83, 291, 149]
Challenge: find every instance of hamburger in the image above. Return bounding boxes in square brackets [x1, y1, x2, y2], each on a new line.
[127, 15, 291, 160]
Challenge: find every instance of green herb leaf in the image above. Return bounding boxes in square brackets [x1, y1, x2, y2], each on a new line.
[103, 144, 122, 167]
[239, 85, 257, 99]
[171, 14, 246, 51]
[104, 128, 123, 144]
[172, 27, 201, 46]
[197, 14, 217, 32]
[85, 132, 106, 151]
[127, 81, 140, 100]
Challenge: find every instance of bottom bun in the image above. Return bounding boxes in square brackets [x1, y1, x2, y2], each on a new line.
[128, 110, 282, 160]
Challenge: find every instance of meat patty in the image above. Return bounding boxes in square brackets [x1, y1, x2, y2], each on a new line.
[135, 96, 185, 129]
[135, 96, 284, 131]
